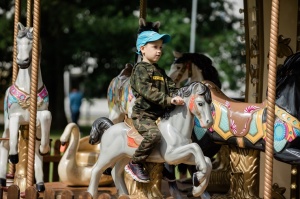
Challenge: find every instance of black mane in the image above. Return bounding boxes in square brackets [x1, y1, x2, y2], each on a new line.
[276, 52, 300, 120]
[175, 81, 212, 104]
[174, 53, 222, 89]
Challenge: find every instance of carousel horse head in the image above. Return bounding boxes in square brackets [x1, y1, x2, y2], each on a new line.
[168, 51, 222, 89]
[16, 22, 34, 69]
[276, 52, 300, 121]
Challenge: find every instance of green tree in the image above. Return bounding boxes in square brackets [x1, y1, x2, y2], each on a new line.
[0, 0, 244, 129]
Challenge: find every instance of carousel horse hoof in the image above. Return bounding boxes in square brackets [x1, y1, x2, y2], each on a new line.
[103, 167, 112, 175]
[162, 166, 176, 182]
[192, 173, 200, 187]
[20, 192, 26, 198]
[187, 191, 194, 198]
[0, 178, 6, 187]
[9, 154, 19, 164]
[39, 150, 49, 156]
[36, 182, 45, 192]
[39, 145, 50, 156]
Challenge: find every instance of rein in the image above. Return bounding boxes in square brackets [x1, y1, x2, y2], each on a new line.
[173, 61, 193, 83]
[275, 105, 300, 129]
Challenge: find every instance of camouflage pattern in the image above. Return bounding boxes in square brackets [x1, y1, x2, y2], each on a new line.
[130, 61, 178, 162]
[131, 118, 161, 163]
[130, 62, 177, 120]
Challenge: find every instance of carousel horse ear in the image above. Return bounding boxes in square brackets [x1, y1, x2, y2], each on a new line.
[29, 27, 33, 33]
[152, 21, 161, 29]
[139, 18, 146, 27]
[173, 50, 183, 59]
[18, 22, 25, 31]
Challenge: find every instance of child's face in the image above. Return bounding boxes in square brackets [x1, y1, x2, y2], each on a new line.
[140, 39, 163, 64]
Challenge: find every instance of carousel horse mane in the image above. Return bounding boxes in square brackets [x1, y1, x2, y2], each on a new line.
[17, 26, 33, 40]
[174, 52, 222, 89]
[174, 81, 212, 103]
[276, 52, 300, 120]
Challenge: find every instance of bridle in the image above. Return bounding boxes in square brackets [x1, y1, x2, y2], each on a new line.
[173, 61, 193, 84]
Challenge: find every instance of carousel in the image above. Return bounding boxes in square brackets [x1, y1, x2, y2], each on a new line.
[0, 0, 300, 199]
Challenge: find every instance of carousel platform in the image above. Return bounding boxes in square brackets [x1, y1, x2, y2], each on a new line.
[1, 180, 203, 199]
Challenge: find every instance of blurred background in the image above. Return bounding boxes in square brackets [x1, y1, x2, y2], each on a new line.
[0, 0, 245, 131]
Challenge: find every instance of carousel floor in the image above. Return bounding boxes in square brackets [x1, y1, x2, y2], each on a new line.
[2, 179, 202, 199]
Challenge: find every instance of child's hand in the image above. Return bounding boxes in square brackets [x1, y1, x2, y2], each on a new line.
[171, 96, 184, 105]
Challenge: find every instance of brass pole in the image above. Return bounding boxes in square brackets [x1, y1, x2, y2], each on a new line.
[12, 0, 21, 83]
[27, 0, 32, 27]
[264, 0, 279, 198]
[139, 0, 147, 20]
[26, 0, 40, 187]
[9, 0, 22, 177]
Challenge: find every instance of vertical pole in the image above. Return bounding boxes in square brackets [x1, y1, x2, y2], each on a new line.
[190, 0, 198, 53]
[139, 0, 147, 20]
[264, 0, 279, 198]
[9, 0, 22, 177]
[12, 0, 21, 83]
[27, 0, 32, 27]
[26, 0, 40, 187]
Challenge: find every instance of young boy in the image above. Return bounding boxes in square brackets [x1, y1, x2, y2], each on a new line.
[125, 30, 184, 183]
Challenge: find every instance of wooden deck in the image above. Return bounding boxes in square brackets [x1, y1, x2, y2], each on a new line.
[0, 180, 203, 199]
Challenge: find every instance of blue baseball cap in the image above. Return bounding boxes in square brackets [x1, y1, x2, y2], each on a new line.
[136, 31, 171, 55]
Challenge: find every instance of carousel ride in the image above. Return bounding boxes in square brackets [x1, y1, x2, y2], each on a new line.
[1, 0, 300, 199]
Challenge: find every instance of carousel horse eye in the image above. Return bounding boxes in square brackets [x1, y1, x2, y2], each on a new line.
[198, 102, 204, 106]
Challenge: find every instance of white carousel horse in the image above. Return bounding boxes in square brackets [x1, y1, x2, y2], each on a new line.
[88, 82, 213, 198]
[0, 22, 51, 192]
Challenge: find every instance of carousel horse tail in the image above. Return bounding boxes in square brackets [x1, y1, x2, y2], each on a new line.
[89, 117, 114, 176]
[89, 117, 114, 145]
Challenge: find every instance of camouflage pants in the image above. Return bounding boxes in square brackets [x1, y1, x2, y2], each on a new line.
[132, 118, 161, 163]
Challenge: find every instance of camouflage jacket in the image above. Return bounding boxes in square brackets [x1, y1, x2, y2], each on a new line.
[130, 61, 178, 120]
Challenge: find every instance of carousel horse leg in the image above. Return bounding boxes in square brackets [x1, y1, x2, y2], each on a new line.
[34, 139, 45, 192]
[112, 158, 130, 195]
[88, 151, 122, 198]
[38, 111, 51, 155]
[0, 138, 9, 187]
[165, 143, 212, 197]
[163, 163, 184, 199]
[8, 116, 20, 164]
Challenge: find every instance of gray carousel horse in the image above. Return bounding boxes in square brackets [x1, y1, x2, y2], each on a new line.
[88, 82, 213, 198]
[0, 22, 51, 192]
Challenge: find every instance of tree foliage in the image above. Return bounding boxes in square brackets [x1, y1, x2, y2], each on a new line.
[0, 0, 244, 128]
